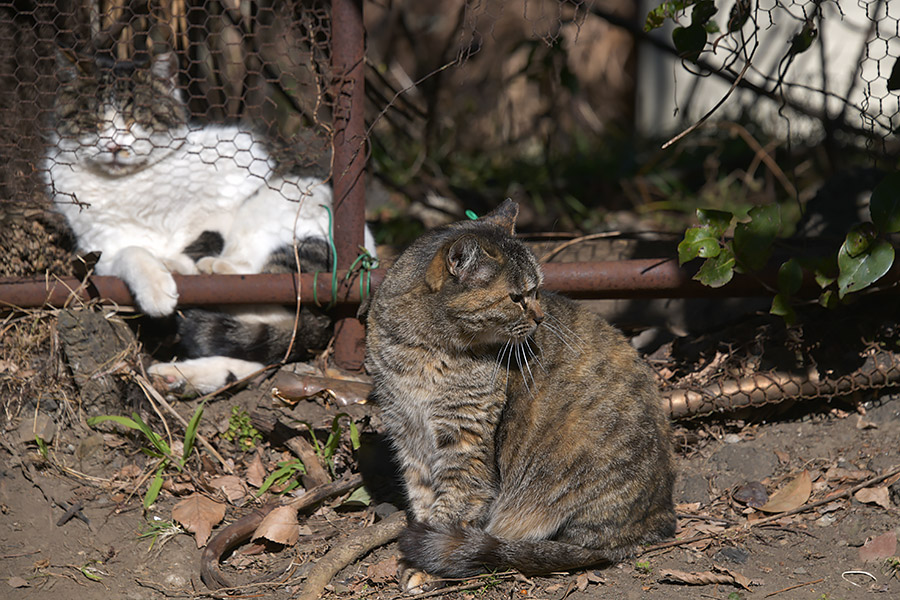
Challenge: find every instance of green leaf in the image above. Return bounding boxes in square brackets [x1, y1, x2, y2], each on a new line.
[144, 464, 167, 509]
[733, 204, 781, 271]
[257, 459, 305, 496]
[691, 0, 717, 26]
[814, 269, 836, 288]
[844, 223, 877, 257]
[819, 289, 839, 309]
[696, 208, 733, 238]
[770, 293, 796, 324]
[787, 21, 818, 57]
[130, 413, 171, 457]
[181, 401, 205, 467]
[644, 1, 697, 32]
[694, 246, 735, 287]
[837, 238, 895, 298]
[889, 57, 900, 92]
[348, 420, 361, 451]
[673, 24, 707, 62]
[870, 172, 900, 233]
[341, 485, 372, 508]
[87, 414, 142, 430]
[678, 227, 721, 264]
[777, 259, 803, 295]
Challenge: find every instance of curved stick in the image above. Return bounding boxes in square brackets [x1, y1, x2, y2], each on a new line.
[294, 510, 407, 600]
[201, 472, 364, 590]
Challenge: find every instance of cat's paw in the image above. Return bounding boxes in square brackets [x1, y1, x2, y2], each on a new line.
[401, 569, 442, 594]
[196, 256, 250, 275]
[130, 270, 179, 317]
[149, 357, 265, 396]
[163, 255, 199, 275]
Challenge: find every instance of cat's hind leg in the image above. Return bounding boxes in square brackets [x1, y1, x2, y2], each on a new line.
[148, 357, 265, 395]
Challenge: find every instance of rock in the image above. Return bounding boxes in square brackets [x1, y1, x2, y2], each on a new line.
[57, 309, 137, 415]
[714, 546, 750, 564]
[709, 444, 778, 491]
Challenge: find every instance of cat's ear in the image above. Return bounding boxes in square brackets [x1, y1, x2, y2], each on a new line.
[479, 198, 519, 235]
[426, 235, 496, 291]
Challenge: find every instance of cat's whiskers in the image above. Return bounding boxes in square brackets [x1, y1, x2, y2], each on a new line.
[517, 341, 537, 393]
[545, 312, 587, 349]
[524, 337, 546, 373]
[542, 321, 580, 355]
[492, 339, 512, 386]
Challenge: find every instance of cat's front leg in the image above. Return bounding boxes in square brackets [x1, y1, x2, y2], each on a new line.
[103, 246, 179, 317]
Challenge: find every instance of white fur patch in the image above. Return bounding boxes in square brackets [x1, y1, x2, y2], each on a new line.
[148, 356, 265, 395]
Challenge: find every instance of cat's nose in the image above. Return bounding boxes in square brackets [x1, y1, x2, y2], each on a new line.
[530, 303, 544, 324]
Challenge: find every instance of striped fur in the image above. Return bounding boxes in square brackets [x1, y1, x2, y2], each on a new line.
[366, 200, 675, 579]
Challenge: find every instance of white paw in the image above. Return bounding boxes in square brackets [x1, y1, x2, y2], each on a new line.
[149, 357, 265, 395]
[402, 569, 441, 594]
[196, 256, 248, 274]
[131, 269, 179, 317]
[163, 254, 199, 275]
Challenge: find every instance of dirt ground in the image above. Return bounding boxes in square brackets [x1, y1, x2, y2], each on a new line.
[1, 215, 899, 600]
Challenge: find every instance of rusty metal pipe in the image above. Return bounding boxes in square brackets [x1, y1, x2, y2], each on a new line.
[5, 258, 883, 310]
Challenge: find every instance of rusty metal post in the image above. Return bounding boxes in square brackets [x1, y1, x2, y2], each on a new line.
[331, 0, 367, 371]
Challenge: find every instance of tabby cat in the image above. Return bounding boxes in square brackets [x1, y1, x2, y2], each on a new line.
[365, 200, 675, 581]
[45, 50, 373, 392]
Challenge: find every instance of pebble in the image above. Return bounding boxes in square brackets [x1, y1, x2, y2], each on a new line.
[793, 567, 808, 575]
[724, 433, 742, 444]
[816, 514, 836, 527]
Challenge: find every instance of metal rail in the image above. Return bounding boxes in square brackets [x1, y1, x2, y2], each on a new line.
[1, 258, 873, 310]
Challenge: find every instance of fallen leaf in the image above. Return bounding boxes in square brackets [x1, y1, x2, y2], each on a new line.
[858, 530, 898, 562]
[172, 494, 226, 548]
[252, 505, 299, 546]
[7, 576, 29, 588]
[659, 565, 751, 589]
[854, 486, 892, 509]
[575, 571, 589, 592]
[365, 555, 399, 583]
[757, 470, 811, 513]
[824, 466, 872, 482]
[773, 449, 790, 464]
[675, 502, 701, 513]
[209, 475, 246, 503]
[245, 453, 266, 488]
[856, 415, 878, 430]
[115, 464, 142, 479]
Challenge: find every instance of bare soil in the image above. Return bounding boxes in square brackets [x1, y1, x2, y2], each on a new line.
[1, 213, 899, 600]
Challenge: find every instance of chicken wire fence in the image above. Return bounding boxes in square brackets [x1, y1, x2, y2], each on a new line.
[2, 1, 898, 213]
[1, 0, 337, 208]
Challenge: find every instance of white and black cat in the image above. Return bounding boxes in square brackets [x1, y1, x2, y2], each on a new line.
[44, 50, 374, 393]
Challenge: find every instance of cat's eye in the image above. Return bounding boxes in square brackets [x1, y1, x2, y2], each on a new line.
[509, 293, 524, 304]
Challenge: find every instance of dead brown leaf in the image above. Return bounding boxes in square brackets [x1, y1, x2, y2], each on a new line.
[7, 576, 29, 588]
[365, 555, 399, 583]
[854, 486, 892, 509]
[858, 530, 898, 562]
[575, 571, 589, 592]
[245, 453, 266, 488]
[773, 449, 790, 464]
[209, 475, 246, 503]
[659, 565, 751, 590]
[825, 466, 873, 483]
[252, 505, 299, 546]
[172, 494, 227, 548]
[757, 470, 811, 513]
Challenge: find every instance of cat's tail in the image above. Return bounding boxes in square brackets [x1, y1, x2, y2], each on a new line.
[398, 520, 623, 578]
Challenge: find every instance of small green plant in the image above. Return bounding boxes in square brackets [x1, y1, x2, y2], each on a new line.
[635, 560, 652, 575]
[727, 592, 745, 600]
[679, 172, 900, 322]
[34, 435, 49, 459]
[87, 401, 205, 509]
[304, 413, 361, 478]
[139, 517, 185, 551]
[222, 406, 261, 450]
[884, 556, 900, 580]
[256, 458, 306, 495]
